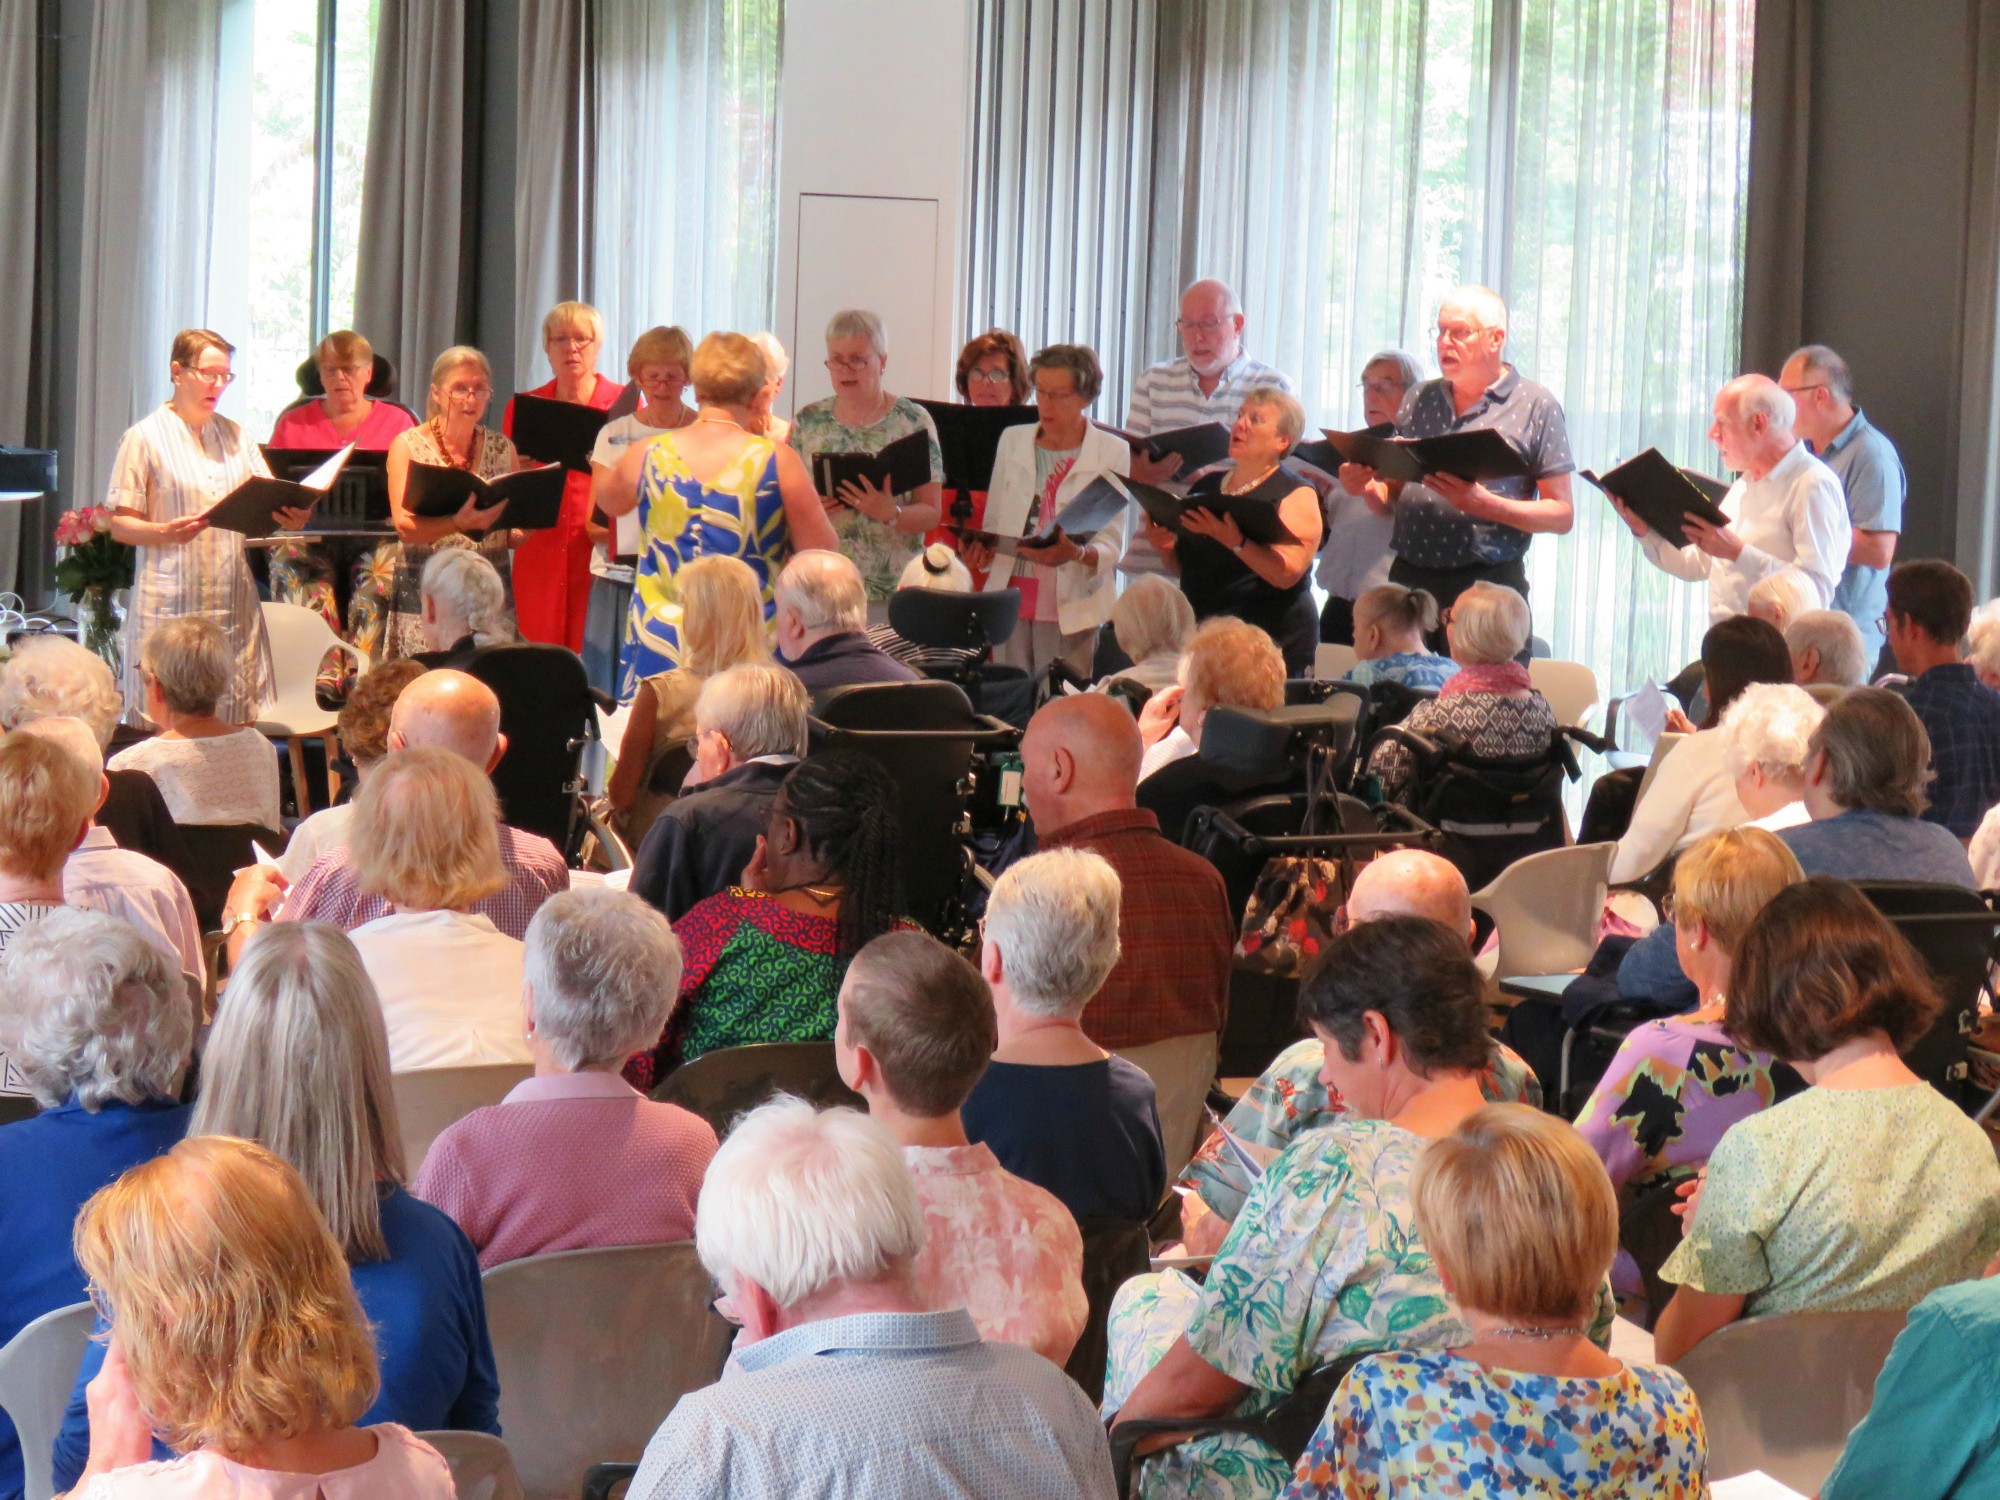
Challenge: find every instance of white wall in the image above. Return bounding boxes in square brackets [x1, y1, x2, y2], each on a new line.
[772, 0, 971, 417]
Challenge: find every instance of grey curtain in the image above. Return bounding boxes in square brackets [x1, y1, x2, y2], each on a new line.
[0, 0, 36, 593]
[1739, 0, 1811, 375]
[513, 0, 587, 391]
[1956, 0, 2000, 595]
[353, 0, 474, 408]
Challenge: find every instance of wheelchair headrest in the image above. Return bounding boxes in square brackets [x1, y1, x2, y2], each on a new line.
[888, 587, 1022, 650]
[814, 679, 981, 732]
[295, 352, 400, 400]
[1200, 698, 1360, 777]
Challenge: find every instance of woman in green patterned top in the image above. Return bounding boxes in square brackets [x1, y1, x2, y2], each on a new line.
[1656, 877, 2000, 1363]
[788, 309, 945, 609]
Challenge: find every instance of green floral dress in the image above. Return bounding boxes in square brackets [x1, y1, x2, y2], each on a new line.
[787, 396, 944, 601]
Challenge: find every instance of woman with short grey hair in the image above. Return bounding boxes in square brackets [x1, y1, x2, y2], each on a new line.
[1719, 682, 1826, 827]
[1104, 575, 1197, 693]
[413, 888, 719, 1267]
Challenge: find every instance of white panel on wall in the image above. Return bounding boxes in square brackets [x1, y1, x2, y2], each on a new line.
[790, 194, 940, 412]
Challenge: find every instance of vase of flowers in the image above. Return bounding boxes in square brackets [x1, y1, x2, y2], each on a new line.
[52, 506, 135, 674]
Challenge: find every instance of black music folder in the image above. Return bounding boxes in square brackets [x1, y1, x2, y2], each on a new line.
[1099, 421, 1232, 472]
[913, 400, 1039, 491]
[1117, 474, 1299, 548]
[947, 474, 1135, 557]
[1321, 425, 1531, 486]
[1580, 449, 1732, 550]
[403, 461, 568, 532]
[204, 446, 354, 538]
[511, 393, 612, 472]
[811, 430, 933, 500]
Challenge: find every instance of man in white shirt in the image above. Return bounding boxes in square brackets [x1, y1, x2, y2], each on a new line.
[1617, 373, 1849, 621]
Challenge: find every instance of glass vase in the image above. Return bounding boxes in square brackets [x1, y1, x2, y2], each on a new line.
[80, 586, 123, 679]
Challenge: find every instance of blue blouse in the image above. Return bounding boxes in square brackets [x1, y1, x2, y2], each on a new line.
[962, 1057, 1166, 1223]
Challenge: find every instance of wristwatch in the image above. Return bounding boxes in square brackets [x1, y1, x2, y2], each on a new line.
[220, 909, 264, 938]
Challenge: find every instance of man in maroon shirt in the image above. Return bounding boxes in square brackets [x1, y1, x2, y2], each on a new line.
[1021, 694, 1234, 1171]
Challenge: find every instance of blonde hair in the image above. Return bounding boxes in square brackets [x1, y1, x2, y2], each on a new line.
[1239, 386, 1306, 445]
[74, 1136, 379, 1455]
[0, 731, 97, 879]
[314, 330, 373, 371]
[426, 346, 493, 419]
[1447, 581, 1531, 665]
[1672, 826, 1805, 952]
[140, 616, 230, 717]
[541, 300, 604, 347]
[1414, 1103, 1615, 1323]
[348, 746, 505, 911]
[677, 555, 772, 678]
[1355, 583, 1439, 639]
[196, 922, 405, 1259]
[1111, 575, 1196, 664]
[628, 325, 694, 377]
[691, 332, 768, 407]
[1180, 617, 1285, 715]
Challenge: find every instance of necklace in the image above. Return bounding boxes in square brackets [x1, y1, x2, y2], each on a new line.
[766, 880, 842, 903]
[1222, 463, 1279, 495]
[694, 412, 744, 431]
[1488, 1324, 1590, 1341]
[428, 415, 476, 471]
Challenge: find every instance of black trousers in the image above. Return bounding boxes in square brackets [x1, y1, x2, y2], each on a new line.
[1387, 555, 1532, 658]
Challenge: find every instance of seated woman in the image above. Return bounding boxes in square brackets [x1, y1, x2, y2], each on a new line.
[1341, 583, 1453, 692]
[1578, 829, 1801, 1306]
[276, 659, 428, 883]
[605, 553, 771, 843]
[1099, 575, 1196, 696]
[1135, 618, 1288, 844]
[660, 749, 913, 1068]
[859, 544, 990, 679]
[1608, 614, 1795, 885]
[1655, 878, 2000, 1362]
[0, 731, 96, 948]
[1746, 565, 1820, 634]
[1366, 582, 1555, 804]
[62, 1136, 454, 1498]
[108, 618, 281, 829]
[342, 747, 531, 1072]
[413, 546, 517, 666]
[0, 910, 190, 1500]
[53, 920, 500, 1489]
[1286, 1105, 1706, 1499]
[1105, 917, 1608, 1500]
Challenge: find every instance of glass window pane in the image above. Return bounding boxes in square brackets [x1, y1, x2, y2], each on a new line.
[240, 0, 321, 439]
[328, 0, 378, 335]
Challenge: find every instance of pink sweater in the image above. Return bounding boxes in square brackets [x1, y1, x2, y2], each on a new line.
[412, 1073, 717, 1269]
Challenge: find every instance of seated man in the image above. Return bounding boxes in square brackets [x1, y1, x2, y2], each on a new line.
[772, 549, 919, 699]
[1886, 560, 2000, 838]
[1135, 616, 1291, 846]
[961, 849, 1167, 1224]
[1023, 693, 1232, 1175]
[624, 1097, 1115, 1498]
[630, 663, 807, 922]
[835, 927, 1086, 1365]
[1784, 607, 1869, 694]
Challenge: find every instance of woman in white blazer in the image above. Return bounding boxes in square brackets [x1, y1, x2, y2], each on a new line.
[959, 344, 1131, 677]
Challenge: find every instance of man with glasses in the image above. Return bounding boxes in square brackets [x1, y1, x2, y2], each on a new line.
[1338, 286, 1574, 641]
[1779, 343, 1906, 667]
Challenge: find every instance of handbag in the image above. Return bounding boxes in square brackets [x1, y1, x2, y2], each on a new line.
[1234, 855, 1348, 977]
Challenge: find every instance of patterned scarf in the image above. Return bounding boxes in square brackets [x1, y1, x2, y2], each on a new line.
[1438, 659, 1532, 698]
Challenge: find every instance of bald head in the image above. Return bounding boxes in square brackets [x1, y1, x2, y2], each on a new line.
[387, 669, 505, 773]
[1347, 849, 1473, 944]
[1022, 694, 1145, 828]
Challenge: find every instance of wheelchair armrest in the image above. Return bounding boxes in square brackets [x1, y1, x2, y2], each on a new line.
[582, 1461, 639, 1500]
[587, 686, 618, 715]
[1557, 724, 1614, 757]
[1360, 723, 1446, 768]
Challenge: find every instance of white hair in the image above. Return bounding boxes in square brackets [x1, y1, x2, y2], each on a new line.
[694, 1096, 925, 1309]
[13, 715, 105, 773]
[420, 547, 516, 646]
[0, 636, 124, 749]
[825, 308, 887, 357]
[777, 550, 868, 635]
[0, 908, 191, 1109]
[1747, 568, 1820, 629]
[1447, 581, 1531, 666]
[749, 331, 791, 382]
[1729, 375, 1796, 429]
[1111, 575, 1197, 666]
[1363, 349, 1424, 389]
[1440, 284, 1509, 334]
[524, 889, 684, 1071]
[1970, 603, 2000, 681]
[896, 543, 971, 593]
[1784, 609, 1868, 688]
[983, 848, 1122, 1020]
[694, 663, 809, 760]
[1181, 279, 1241, 317]
[1719, 682, 1826, 782]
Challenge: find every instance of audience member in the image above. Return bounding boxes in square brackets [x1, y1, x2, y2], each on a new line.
[1367, 581, 1556, 802]
[1971, 602, 2000, 690]
[1286, 1105, 1705, 1499]
[1779, 687, 1977, 886]
[1746, 565, 1820, 633]
[771, 549, 919, 695]
[1620, 373, 1849, 623]
[108, 617, 281, 828]
[623, 1098, 1116, 1498]
[1785, 607, 1870, 690]
[1022, 695, 1231, 1173]
[53, 920, 500, 1488]
[1314, 350, 1414, 645]
[1655, 878, 2000, 1362]
[864, 544, 985, 678]
[0, 911, 190, 1500]
[1782, 343, 1907, 663]
[1608, 614, 1795, 883]
[1137, 617, 1290, 844]
[1101, 575, 1197, 695]
[0, 730, 95, 949]
[414, 889, 716, 1267]
[836, 928, 1087, 1365]
[630, 662, 808, 922]
[275, 658, 427, 882]
[413, 546, 516, 665]
[1341, 583, 1453, 691]
[341, 747, 531, 1071]
[1886, 559, 2000, 837]
[61, 1137, 454, 1499]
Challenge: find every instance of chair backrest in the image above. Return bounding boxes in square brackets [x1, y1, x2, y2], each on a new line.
[1064, 1218, 1151, 1404]
[1471, 841, 1616, 979]
[651, 1041, 864, 1136]
[1528, 658, 1600, 729]
[815, 678, 981, 731]
[415, 1430, 526, 1500]
[1632, 730, 1686, 803]
[1401, 743, 1575, 892]
[259, 602, 363, 722]
[1314, 642, 1358, 679]
[390, 1063, 536, 1175]
[0, 1301, 94, 1500]
[170, 821, 287, 932]
[1853, 881, 2000, 1105]
[1672, 1308, 1909, 1493]
[482, 1242, 732, 1500]
[455, 643, 597, 849]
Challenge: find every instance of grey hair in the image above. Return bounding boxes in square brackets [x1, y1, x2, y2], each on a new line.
[0, 909, 190, 1110]
[1790, 343, 1855, 405]
[750, 331, 791, 382]
[825, 308, 887, 357]
[695, 1096, 925, 1309]
[524, 889, 684, 1071]
[1111, 574, 1197, 665]
[982, 848, 1122, 1020]
[1729, 375, 1796, 430]
[1747, 568, 1820, 628]
[695, 662, 809, 760]
[14, 715, 105, 773]
[1719, 682, 1826, 783]
[420, 547, 516, 646]
[0, 636, 125, 748]
[1181, 279, 1241, 317]
[1970, 604, 2000, 680]
[1363, 349, 1424, 390]
[1447, 581, 1531, 666]
[1784, 609, 1868, 687]
[195, 921, 404, 1262]
[777, 549, 868, 635]
[140, 616, 229, 717]
[1440, 284, 1509, 333]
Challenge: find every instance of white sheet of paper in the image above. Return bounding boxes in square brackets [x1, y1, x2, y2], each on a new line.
[1711, 1473, 1809, 1500]
[1626, 680, 1670, 745]
[300, 442, 357, 490]
[615, 508, 642, 559]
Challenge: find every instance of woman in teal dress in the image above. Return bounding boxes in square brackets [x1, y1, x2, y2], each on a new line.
[599, 332, 836, 701]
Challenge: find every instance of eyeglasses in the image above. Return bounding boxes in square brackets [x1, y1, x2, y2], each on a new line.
[825, 354, 878, 372]
[1176, 316, 1229, 336]
[548, 334, 597, 349]
[179, 366, 234, 387]
[965, 368, 1014, 386]
[443, 383, 492, 401]
[1359, 377, 1406, 396]
[1432, 324, 1489, 345]
[1033, 384, 1079, 402]
[1781, 383, 1828, 397]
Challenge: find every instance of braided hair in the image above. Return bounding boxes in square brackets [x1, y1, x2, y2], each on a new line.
[778, 749, 904, 956]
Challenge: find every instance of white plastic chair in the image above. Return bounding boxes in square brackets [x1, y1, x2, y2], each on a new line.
[390, 1063, 535, 1175]
[255, 601, 367, 813]
[0, 1301, 93, 1500]
[1314, 642, 1358, 679]
[1469, 841, 1616, 980]
[1528, 658, 1601, 730]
